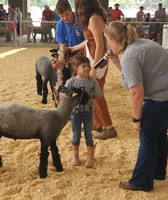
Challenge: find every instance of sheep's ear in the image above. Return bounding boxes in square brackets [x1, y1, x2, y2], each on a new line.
[49, 48, 59, 53]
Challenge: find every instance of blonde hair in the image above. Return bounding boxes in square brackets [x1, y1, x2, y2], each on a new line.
[104, 21, 138, 52]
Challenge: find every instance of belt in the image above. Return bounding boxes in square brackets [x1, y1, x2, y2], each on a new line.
[72, 104, 92, 113]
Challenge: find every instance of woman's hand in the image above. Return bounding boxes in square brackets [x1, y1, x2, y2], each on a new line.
[67, 46, 75, 53]
[133, 122, 141, 132]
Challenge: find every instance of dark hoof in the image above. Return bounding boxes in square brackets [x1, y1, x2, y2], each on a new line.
[40, 173, 47, 178]
[56, 166, 63, 172]
[55, 103, 58, 108]
[42, 99, 47, 104]
[38, 92, 42, 95]
[57, 168, 63, 172]
[0, 156, 2, 167]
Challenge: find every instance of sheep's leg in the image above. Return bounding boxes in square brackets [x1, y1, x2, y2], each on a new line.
[42, 79, 48, 104]
[36, 71, 42, 95]
[0, 156, 2, 167]
[41, 34, 43, 42]
[50, 140, 63, 172]
[33, 33, 36, 43]
[49, 80, 55, 101]
[39, 143, 49, 178]
[44, 34, 47, 42]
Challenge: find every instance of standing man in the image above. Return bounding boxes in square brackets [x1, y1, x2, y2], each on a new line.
[111, 3, 124, 21]
[42, 5, 54, 41]
[136, 6, 145, 22]
[136, 6, 145, 37]
[15, 7, 22, 36]
[154, 3, 166, 44]
[51, 0, 85, 87]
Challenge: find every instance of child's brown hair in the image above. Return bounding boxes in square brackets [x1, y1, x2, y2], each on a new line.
[72, 55, 90, 67]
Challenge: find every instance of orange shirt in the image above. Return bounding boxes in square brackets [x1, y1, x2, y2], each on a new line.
[111, 9, 124, 21]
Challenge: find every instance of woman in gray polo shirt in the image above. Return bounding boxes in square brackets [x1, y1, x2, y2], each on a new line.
[104, 21, 168, 191]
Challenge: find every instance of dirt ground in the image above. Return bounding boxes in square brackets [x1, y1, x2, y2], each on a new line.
[0, 46, 167, 200]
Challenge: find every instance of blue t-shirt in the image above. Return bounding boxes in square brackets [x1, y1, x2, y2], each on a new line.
[56, 13, 84, 46]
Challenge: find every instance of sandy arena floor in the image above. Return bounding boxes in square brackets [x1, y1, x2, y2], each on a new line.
[0, 46, 167, 200]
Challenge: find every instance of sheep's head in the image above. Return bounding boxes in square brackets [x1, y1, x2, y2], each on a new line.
[59, 86, 89, 104]
[50, 48, 59, 58]
[50, 48, 72, 61]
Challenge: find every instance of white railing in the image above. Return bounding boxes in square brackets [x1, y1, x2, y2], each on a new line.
[0, 20, 168, 48]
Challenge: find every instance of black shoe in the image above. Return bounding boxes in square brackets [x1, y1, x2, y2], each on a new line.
[154, 175, 166, 180]
[119, 181, 153, 191]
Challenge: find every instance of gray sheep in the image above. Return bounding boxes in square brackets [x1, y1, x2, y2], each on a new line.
[32, 24, 52, 43]
[35, 55, 58, 105]
[0, 87, 85, 178]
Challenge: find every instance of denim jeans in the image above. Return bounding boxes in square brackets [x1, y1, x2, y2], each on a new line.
[70, 111, 94, 146]
[129, 99, 168, 189]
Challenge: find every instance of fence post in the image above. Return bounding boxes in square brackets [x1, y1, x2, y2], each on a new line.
[20, 23, 22, 47]
[14, 26, 17, 47]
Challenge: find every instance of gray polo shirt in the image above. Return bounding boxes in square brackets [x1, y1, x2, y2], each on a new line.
[121, 38, 168, 101]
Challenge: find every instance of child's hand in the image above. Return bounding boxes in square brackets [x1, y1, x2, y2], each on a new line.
[60, 93, 65, 100]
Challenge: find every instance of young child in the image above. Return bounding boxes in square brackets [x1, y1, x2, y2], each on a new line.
[26, 12, 33, 42]
[65, 55, 103, 168]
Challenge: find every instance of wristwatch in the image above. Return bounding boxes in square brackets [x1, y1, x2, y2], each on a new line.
[132, 117, 141, 123]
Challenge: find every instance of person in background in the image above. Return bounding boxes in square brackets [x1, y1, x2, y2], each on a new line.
[163, 7, 168, 22]
[53, 8, 60, 41]
[111, 3, 124, 21]
[53, 8, 60, 22]
[0, 4, 3, 21]
[7, 4, 17, 41]
[26, 12, 33, 42]
[136, 6, 145, 38]
[15, 7, 22, 36]
[42, 5, 54, 41]
[51, 0, 85, 88]
[65, 55, 103, 168]
[104, 21, 168, 191]
[136, 6, 145, 22]
[145, 12, 151, 22]
[154, 3, 166, 44]
[68, 0, 118, 140]
[0, 4, 7, 27]
[107, 6, 112, 22]
[147, 18, 159, 42]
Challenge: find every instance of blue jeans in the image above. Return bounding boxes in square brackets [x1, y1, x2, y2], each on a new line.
[70, 111, 94, 146]
[129, 99, 168, 189]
